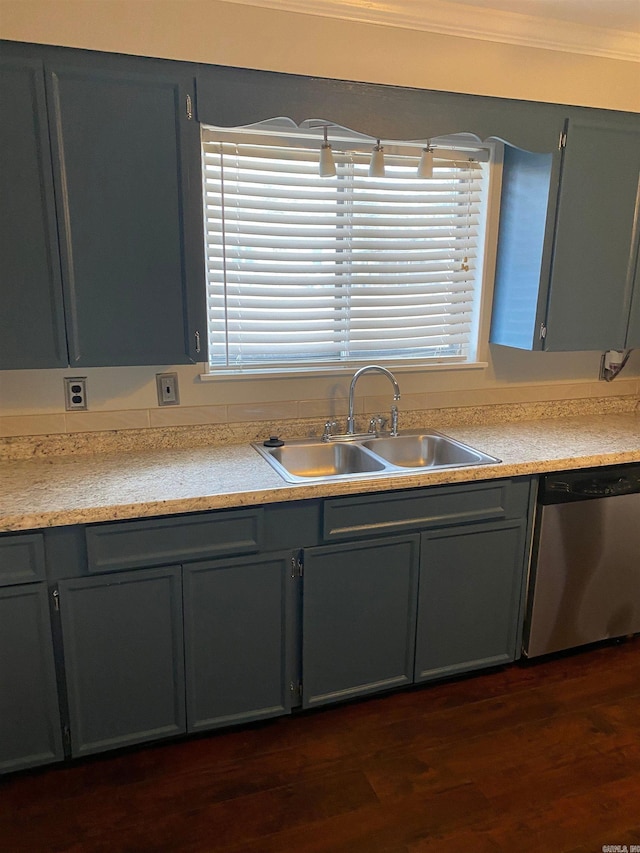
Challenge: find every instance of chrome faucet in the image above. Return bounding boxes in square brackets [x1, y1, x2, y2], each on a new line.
[347, 365, 401, 436]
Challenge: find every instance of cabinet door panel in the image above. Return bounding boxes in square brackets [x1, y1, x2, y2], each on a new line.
[85, 508, 264, 573]
[416, 522, 526, 682]
[59, 567, 185, 756]
[184, 553, 293, 732]
[302, 535, 419, 708]
[0, 584, 63, 773]
[0, 57, 67, 369]
[546, 118, 640, 351]
[323, 478, 529, 541]
[46, 63, 205, 366]
[626, 248, 640, 348]
[490, 145, 559, 350]
[0, 532, 46, 586]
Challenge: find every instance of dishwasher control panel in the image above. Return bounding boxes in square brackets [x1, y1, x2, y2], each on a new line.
[540, 462, 640, 504]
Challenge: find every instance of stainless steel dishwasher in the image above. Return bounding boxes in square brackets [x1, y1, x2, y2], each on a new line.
[523, 462, 640, 658]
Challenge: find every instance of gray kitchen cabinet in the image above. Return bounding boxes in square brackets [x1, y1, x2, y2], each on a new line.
[626, 251, 640, 348]
[415, 520, 528, 682]
[491, 114, 640, 352]
[301, 535, 420, 709]
[313, 478, 533, 702]
[49, 507, 292, 753]
[0, 583, 64, 773]
[5, 479, 532, 772]
[183, 552, 295, 732]
[0, 55, 67, 370]
[45, 58, 206, 366]
[0, 41, 206, 370]
[57, 566, 185, 757]
[3, 40, 638, 368]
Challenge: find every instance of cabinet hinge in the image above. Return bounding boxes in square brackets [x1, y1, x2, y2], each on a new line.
[194, 330, 201, 354]
[559, 130, 567, 149]
[186, 94, 193, 121]
[290, 680, 302, 698]
[291, 551, 303, 578]
[539, 323, 547, 341]
[52, 587, 60, 612]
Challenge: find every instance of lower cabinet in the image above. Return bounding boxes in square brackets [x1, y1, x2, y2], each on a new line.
[301, 519, 528, 707]
[302, 535, 420, 708]
[0, 583, 64, 773]
[56, 553, 295, 757]
[2, 476, 534, 772]
[58, 566, 185, 757]
[415, 520, 527, 682]
[183, 552, 294, 732]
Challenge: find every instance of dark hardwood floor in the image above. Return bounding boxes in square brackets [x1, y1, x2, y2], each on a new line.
[2, 638, 639, 853]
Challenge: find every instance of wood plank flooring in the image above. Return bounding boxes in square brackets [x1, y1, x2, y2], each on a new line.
[2, 638, 639, 852]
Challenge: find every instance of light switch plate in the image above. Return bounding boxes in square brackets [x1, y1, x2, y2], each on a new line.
[156, 373, 180, 406]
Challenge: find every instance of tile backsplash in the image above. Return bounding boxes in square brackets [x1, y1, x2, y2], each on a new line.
[1, 389, 638, 461]
[2, 376, 638, 440]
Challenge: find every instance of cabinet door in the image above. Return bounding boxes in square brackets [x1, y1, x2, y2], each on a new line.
[0, 584, 63, 773]
[0, 56, 67, 369]
[545, 117, 640, 351]
[58, 566, 185, 757]
[46, 60, 205, 366]
[626, 249, 640, 349]
[302, 535, 419, 709]
[183, 553, 294, 732]
[415, 521, 526, 682]
[490, 144, 560, 350]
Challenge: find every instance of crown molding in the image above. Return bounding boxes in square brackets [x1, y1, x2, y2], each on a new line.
[220, 0, 640, 62]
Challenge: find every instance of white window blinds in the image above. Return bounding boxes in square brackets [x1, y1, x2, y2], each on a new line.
[202, 128, 489, 371]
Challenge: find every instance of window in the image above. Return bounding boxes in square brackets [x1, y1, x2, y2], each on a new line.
[201, 123, 494, 373]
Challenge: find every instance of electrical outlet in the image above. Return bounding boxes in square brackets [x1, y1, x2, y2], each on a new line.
[64, 377, 88, 411]
[156, 372, 180, 406]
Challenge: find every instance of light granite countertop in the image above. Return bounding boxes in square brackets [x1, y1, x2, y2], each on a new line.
[1, 412, 639, 532]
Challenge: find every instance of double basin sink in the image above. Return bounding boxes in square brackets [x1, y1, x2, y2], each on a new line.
[253, 430, 501, 484]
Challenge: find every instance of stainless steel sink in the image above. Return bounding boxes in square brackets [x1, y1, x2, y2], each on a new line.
[362, 433, 494, 468]
[253, 430, 500, 484]
[254, 440, 386, 483]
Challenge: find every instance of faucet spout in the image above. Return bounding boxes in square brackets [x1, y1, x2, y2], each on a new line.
[347, 365, 401, 435]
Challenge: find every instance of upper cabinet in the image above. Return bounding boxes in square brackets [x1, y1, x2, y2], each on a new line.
[0, 56, 68, 369]
[46, 59, 205, 366]
[0, 47, 206, 369]
[491, 115, 640, 352]
[2, 43, 639, 368]
[627, 259, 640, 349]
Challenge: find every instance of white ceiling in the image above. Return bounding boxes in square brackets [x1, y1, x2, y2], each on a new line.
[221, 0, 640, 61]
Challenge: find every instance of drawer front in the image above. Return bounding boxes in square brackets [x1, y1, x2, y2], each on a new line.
[86, 508, 264, 573]
[323, 478, 531, 541]
[0, 533, 46, 586]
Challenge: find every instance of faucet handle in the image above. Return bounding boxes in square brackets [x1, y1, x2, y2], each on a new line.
[368, 415, 387, 435]
[323, 420, 338, 441]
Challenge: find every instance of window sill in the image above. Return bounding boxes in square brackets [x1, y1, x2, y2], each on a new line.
[199, 361, 489, 381]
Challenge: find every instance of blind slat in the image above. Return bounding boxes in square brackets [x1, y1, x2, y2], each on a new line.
[207, 272, 476, 290]
[204, 210, 482, 228]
